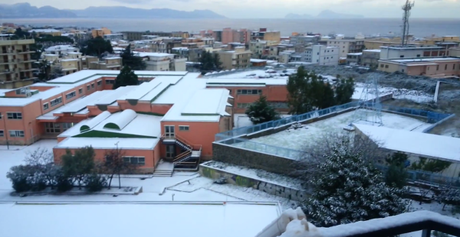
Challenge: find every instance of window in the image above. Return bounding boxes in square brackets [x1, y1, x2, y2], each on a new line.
[7, 112, 22, 120]
[97, 81, 102, 86]
[123, 156, 145, 165]
[66, 91, 76, 100]
[237, 89, 262, 95]
[106, 80, 115, 85]
[50, 97, 62, 107]
[0, 130, 3, 137]
[87, 85, 90, 90]
[437, 65, 439, 71]
[91, 83, 95, 89]
[269, 102, 289, 109]
[454, 64, 456, 70]
[380, 64, 384, 68]
[9, 130, 24, 137]
[416, 54, 420, 57]
[179, 125, 190, 131]
[400, 55, 404, 58]
[45, 123, 61, 133]
[43, 103, 49, 111]
[445, 64, 448, 70]
[237, 103, 250, 109]
[385, 65, 389, 69]
[79, 88, 83, 94]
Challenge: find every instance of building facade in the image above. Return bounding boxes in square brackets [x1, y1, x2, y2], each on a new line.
[378, 58, 460, 78]
[326, 39, 364, 59]
[218, 47, 252, 70]
[0, 39, 36, 89]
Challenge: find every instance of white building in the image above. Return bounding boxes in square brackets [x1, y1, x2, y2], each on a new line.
[135, 52, 186, 71]
[308, 45, 339, 66]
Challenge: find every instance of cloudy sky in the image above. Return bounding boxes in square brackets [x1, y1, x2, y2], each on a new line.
[8, 0, 460, 18]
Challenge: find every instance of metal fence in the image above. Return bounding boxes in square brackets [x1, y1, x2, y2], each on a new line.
[376, 165, 460, 188]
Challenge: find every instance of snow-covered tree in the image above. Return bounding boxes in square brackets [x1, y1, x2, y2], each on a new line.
[437, 187, 460, 211]
[296, 133, 408, 227]
[245, 95, 280, 125]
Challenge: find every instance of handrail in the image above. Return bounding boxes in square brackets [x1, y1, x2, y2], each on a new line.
[161, 133, 202, 151]
[173, 150, 192, 162]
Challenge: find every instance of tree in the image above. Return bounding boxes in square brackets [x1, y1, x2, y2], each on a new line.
[437, 187, 460, 211]
[199, 51, 222, 74]
[113, 66, 139, 89]
[50, 64, 64, 79]
[334, 76, 355, 105]
[35, 60, 51, 81]
[103, 147, 136, 189]
[245, 96, 280, 125]
[411, 157, 452, 173]
[286, 67, 355, 115]
[61, 147, 96, 189]
[295, 133, 407, 227]
[385, 152, 409, 189]
[121, 45, 146, 70]
[14, 27, 30, 39]
[82, 36, 113, 57]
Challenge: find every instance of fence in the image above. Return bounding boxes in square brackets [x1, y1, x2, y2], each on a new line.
[377, 165, 460, 188]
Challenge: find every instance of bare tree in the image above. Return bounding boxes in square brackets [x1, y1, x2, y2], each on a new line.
[24, 147, 54, 166]
[103, 148, 137, 189]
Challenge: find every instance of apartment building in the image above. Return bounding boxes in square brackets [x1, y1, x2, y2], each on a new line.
[251, 28, 281, 44]
[290, 45, 339, 66]
[417, 35, 460, 46]
[29, 29, 62, 36]
[218, 47, 252, 70]
[362, 49, 381, 68]
[87, 57, 122, 70]
[346, 53, 362, 65]
[0, 39, 36, 89]
[380, 46, 447, 60]
[137, 52, 186, 71]
[92, 27, 112, 38]
[378, 58, 460, 78]
[449, 47, 460, 57]
[327, 38, 364, 59]
[249, 40, 267, 58]
[0, 70, 232, 172]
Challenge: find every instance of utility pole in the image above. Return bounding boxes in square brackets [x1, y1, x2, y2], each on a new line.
[401, 0, 415, 46]
[0, 113, 9, 150]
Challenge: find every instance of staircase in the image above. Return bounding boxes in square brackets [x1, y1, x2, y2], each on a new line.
[161, 134, 202, 169]
[153, 160, 174, 177]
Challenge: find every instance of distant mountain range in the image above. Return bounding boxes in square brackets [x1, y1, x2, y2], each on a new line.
[0, 3, 226, 19]
[286, 10, 364, 19]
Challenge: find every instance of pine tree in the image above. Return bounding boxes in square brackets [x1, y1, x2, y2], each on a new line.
[199, 51, 222, 74]
[385, 152, 409, 189]
[121, 45, 146, 70]
[61, 146, 96, 189]
[113, 66, 139, 89]
[335, 76, 355, 105]
[83, 36, 113, 57]
[245, 96, 280, 125]
[301, 135, 408, 227]
[286, 66, 313, 114]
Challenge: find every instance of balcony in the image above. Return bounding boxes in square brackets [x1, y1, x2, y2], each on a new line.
[18, 59, 36, 64]
[19, 68, 35, 72]
[17, 50, 34, 54]
[0, 50, 13, 55]
[0, 69, 13, 75]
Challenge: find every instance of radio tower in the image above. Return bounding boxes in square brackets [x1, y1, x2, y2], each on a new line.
[401, 0, 415, 46]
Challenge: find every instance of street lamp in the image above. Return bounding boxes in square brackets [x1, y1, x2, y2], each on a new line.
[0, 112, 9, 150]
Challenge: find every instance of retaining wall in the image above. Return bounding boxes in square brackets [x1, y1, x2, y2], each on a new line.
[199, 163, 306, 201]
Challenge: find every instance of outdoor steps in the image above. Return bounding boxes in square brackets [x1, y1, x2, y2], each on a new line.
[153, 169, 174, 177]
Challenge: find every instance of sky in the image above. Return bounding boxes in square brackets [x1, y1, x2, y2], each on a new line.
[5, 0, 460, 18]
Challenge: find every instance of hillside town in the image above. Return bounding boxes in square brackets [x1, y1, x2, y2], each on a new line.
[1, 3, 460, 237]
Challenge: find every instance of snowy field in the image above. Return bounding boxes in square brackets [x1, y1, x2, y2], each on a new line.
[237, 110, 431, 153]
[354, 82, 434, 103]
[0, 202, 279, 237]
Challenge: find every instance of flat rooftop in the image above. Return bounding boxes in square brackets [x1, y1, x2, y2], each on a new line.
[0, 202, 280, 237]
[355, 124, 460, 163]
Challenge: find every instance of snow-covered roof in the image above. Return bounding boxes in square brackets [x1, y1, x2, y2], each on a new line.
[347, 53, 362, 56]
[102, 109, 137, 130]
[363, 49, 381, 53]
[355, 124, 460, 162]
[181, 89, 231, 116]
[30, 29, 61, 33]
[0, 202, 279, 237]
[135, 52, 174, 58]
[389, 57, 460, 63]
[250, 59, 267, 63]
[56, 137, 159, 150]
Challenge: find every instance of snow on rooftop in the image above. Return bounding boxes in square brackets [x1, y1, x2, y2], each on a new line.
[242, 110, 431, 152]
[55, 137, 159, 150]
[0, 202, 279, 237]
[102, 109, 137, 130]
[390, 57, 460, 63]
[138, 76, 182, 102]
[181, 89, 230, 116]
[39, 91, 111, 117]
[355, 124, 460, 163]
[92, 86, 137, 105]
[135, 52, 174, 58]
[93, 112, 162, 138]
[363, 49, 381, 53]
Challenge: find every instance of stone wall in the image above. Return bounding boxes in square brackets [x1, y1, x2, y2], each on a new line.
[199, 164, 306, 201]
[212, 143, 296, 176]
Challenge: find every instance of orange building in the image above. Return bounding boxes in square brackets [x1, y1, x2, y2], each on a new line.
[91, 27, 112, 38]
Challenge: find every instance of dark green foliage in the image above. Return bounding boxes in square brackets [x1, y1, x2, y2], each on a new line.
[334, 76, 355, 105]
[82, 36, 113, 57]
[245, 96, 280, 125]
[121, 45, 146, 70]
[286, 67, 355, 115]
[84, 174, 107, 192]
[113, 66, 139, 89]
[14, 27, 30, 38]
[199, 51, 222, 74]
[34, 35, 74, 44]
[385, 152, 409, 188]
[299, 135, 407, 227]
[411, 157, 452, 173]
[6, 165, 32, 192]
[35, 60, 51, 81]
[61, 147, 96, 189]
[55, 174, 73, 192]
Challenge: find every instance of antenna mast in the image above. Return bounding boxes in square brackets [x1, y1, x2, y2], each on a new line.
[401, 0, 415, 46]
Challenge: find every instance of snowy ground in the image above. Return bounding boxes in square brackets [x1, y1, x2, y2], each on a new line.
[238, 110, 431, 152]
[354, 82, 434, 103]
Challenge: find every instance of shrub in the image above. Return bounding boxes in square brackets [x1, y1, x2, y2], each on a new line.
[85, 174, 107, 192]
[55, 174, 73, 192]
[6, 165, 33, 193]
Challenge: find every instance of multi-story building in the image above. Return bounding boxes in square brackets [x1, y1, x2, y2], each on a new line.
[251, 28, 281, 44]
[29, 29, 62, 37]
[137, 52, 186, 71]
[291, 45, 339, 66]
[380, 46, 447, 60]
[0, 39, 36, 89]
[326, 38, 365, 59]
[103, 34, 124, 41]
[346, 53, 362, 65]
[87, 57, 122, 70]
[92, 27, 112, 38]
[361, 49, 381, 68]
[449, 47, 460, 57]
[249, 40, 267, 58]
[378, 57, 460, 78]
[217, 47, 252, 70]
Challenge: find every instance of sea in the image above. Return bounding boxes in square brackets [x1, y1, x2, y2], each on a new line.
[5, 18, 460, 37]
